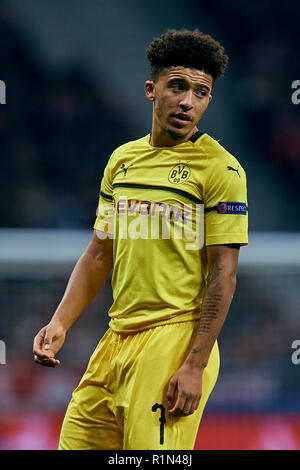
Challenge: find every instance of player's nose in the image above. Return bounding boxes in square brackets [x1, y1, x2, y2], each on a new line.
[179, 90, 194, 110]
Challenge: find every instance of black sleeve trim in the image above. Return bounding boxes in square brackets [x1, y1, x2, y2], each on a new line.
[100, 190, 113, 202]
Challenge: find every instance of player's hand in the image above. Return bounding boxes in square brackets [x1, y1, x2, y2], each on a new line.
[167, 362, 203, 418]
[33, 321, 66, 367]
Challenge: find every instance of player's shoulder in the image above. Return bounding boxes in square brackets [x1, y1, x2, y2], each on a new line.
[197, 132, 245, 172]
[104, 135, 148, 170]
[112, 135, 149, 158]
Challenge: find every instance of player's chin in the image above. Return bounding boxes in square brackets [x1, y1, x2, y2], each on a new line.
[168, 123, 194, 139]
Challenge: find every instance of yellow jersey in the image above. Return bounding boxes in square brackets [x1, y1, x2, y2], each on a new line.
[94, 131, 248, 332]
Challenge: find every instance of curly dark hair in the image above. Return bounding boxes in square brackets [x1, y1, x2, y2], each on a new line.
[146, 29, 229, 83]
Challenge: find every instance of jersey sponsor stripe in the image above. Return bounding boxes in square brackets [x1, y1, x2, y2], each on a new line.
[113, 183, 203, 204]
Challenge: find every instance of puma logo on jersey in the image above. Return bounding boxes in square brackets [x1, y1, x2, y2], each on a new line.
[227, 165, 240, 177]
[121, 163, 133, 176]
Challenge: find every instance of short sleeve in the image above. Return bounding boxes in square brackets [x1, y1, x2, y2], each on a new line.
[93, 158, 115, 236]
[204, 161, 248, 246]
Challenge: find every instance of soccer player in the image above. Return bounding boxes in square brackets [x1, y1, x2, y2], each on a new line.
[33, 29, 248, 450]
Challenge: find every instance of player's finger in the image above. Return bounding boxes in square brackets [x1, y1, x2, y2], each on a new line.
[43, 328, 53, 351]
[167, 380, 177, 408]
[33, 330, 46, 355]
[34, 355, 52, 366]
[182, 394, 201, 416]
[168, 391, 187, 416]
[33, 345, 54, 360]
[190, 396, 201, 414]
[33, 327, 56, 360]
[34, 355, 60, 367]
[33, 355, 44, 364]
[181, 397, 195, 416]
[43, 359, 60, 368]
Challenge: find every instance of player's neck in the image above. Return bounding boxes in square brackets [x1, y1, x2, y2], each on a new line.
[149, 126, 199, 147]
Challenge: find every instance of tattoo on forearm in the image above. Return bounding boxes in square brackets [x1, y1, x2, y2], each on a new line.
[197, 266, 224, 336]
[198, 293, 223, 334]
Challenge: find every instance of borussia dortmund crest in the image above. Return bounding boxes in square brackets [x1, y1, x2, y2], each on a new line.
[168, 163, 191, 184]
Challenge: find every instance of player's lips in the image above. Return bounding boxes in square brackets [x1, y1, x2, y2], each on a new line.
[171, 113, 192, 126]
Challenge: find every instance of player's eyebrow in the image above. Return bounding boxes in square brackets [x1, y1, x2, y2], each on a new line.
[195, 83, 211, 92]
[168, 77, 188, 86]
[168, 77, 211, 92]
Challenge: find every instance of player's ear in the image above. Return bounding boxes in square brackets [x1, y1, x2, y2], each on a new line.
[209, 94, 212, 103]
[145, 80, 156, 102]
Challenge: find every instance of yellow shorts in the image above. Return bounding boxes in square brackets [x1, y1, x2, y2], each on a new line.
[58, 321, 220, 450]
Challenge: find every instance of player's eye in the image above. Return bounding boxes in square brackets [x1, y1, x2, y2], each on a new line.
[196, 89, 207, 97]
[170, 82, 184, 91]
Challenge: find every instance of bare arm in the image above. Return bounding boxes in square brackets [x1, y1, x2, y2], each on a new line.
[167, 244, 240, 416]
[33, 230, 113, 367]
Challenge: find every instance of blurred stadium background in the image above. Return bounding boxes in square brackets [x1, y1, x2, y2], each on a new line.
[0, 0, 299, 450]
